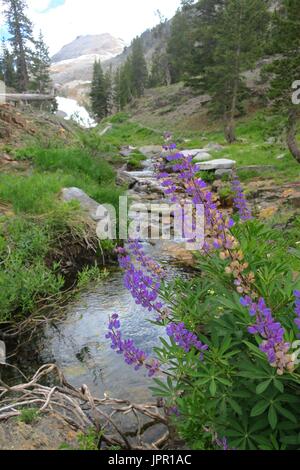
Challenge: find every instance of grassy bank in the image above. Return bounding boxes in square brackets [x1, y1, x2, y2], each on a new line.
[0, 133, 123, 325]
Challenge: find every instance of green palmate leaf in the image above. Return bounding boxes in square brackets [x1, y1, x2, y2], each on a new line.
[149, 388, 170, 398]
[195, 377, 211, 385]
[243, 341, 267, 359]
[268, 406, 278, 430]
[209, 379, 217, 397]
[281, 435, 300, 445]
[152, 378, 169, 391]
[230, 438, 244, 449]
[227, 398, 243, 416]
[249, 417, 268, 433]
[217, 377, 232, 387]
[250, 400, 269, 417]
[256, 379, 272, 394]
[273, 379, 284, 393]
[275, 404, 297, 423]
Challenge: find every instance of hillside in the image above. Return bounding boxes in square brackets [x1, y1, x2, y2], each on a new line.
[50, 33, 125, 99]
[51, 23, 169, 102]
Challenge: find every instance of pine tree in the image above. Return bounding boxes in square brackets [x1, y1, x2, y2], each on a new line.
[167, 3, 195, 83]
[148, 12, 171, 88]
[201, 0, 269, 143]
[104, 65, 113, 116]
[3, 0, 34, 92]
[130, 37, 148, 98]
[148, 49, 171, 87]
[31, 30, 51, 93]
[90, 60, 107, 120]
[187, 0, 226, 86]
[113, 67, 122, 111]
[114, 60, 133, 110]
[0, 47, 4, 82]
[267, 0, 300, 163]
[1, 40, 16, 88]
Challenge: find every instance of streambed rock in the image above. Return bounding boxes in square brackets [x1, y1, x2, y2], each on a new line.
[119, 145, 136, 157]
[195, 158, 236, 171]
[61, 187, 117, 234]
[181, 149, 212, 161]
[204, 142, 224, 152]
[0, 416, 79, 450]
[61, 187, 101, 221]
[139, 145, 162, 157]
[215, 169, 234, 178]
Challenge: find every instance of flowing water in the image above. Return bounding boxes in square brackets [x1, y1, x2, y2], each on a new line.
[5, 152, 192, 402]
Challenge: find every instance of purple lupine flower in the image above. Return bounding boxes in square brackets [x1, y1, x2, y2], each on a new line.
[106, 315, 160, 376]
[294, 290, 300, 330]
[240, 296, 294, 373]
[127, 240, 166, 280]
[231, 178, 253, 221]
[145, 359, 161, 377]
[117, 243, 166, 314]
[163, 131, 172, 141]
[215, 437, 230, 451]
[157, 150, 235, 251]
[166, 322, 208, 358]
[166, 405, 180, 417]
[163, 143, 177, 151]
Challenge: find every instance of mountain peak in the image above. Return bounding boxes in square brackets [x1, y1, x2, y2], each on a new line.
[52, 33, 125, 63]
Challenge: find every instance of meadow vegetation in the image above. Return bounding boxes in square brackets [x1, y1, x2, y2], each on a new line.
[0, 132, 123, 324]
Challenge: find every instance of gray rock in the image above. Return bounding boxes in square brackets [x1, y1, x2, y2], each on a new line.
[139, 145, 162, 156]
[193, 152, 212, 162]
[61, 187, 101, 221]
[204, 142, 224, 152]
[181, 149, 211, 161]
[117, 167, 137, 186]
[215, 169, 233, 179]
[124, 170, 154, 179]
[195, 158, 236, 171]
[119, 145, 136, 157]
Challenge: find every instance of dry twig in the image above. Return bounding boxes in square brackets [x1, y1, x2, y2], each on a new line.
[0, 364, 169, 450]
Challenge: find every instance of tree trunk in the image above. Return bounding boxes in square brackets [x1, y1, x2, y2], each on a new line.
[223, 5, 242, 145]
[287, 109, 300, 163]
[224, 116, 237, 144]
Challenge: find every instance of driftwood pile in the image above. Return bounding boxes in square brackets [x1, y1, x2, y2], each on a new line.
[0, 364, 169, 450]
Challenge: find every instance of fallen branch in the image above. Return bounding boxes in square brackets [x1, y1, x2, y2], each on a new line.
[0, 364, 169, 450]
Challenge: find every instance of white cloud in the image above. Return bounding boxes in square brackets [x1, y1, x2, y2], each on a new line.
[28, 0, 182, 55]
[30, 0, 51, 13]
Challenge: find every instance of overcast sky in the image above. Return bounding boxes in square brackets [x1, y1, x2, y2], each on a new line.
[0, 0, 182, 55]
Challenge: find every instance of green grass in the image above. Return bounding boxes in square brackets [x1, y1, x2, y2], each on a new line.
[174, 112, 300, 184]
[19, 408, 40, 424]
[15, 146, 115, 183]
[2, 145, 123, 215]
[126, 151, 147, 170]
[100, 114, 163, 147]
[0, 216, 64, 321]
[0, 143, 123, 323]
[95, 110, 300, 184]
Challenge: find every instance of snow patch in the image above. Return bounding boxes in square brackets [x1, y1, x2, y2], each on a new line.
[55, 96, 96, 128]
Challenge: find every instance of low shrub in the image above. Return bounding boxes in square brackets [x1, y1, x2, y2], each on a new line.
[108, 142, 300, 450]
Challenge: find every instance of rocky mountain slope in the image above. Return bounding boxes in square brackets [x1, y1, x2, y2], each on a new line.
[50, 24, 169, 102]
[50, 34, 125, 99]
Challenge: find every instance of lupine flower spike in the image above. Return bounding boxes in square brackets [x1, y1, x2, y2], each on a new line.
[241, 296, 295, 374]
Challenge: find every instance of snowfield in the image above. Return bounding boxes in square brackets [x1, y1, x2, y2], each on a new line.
[56, 96, 96, 128]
